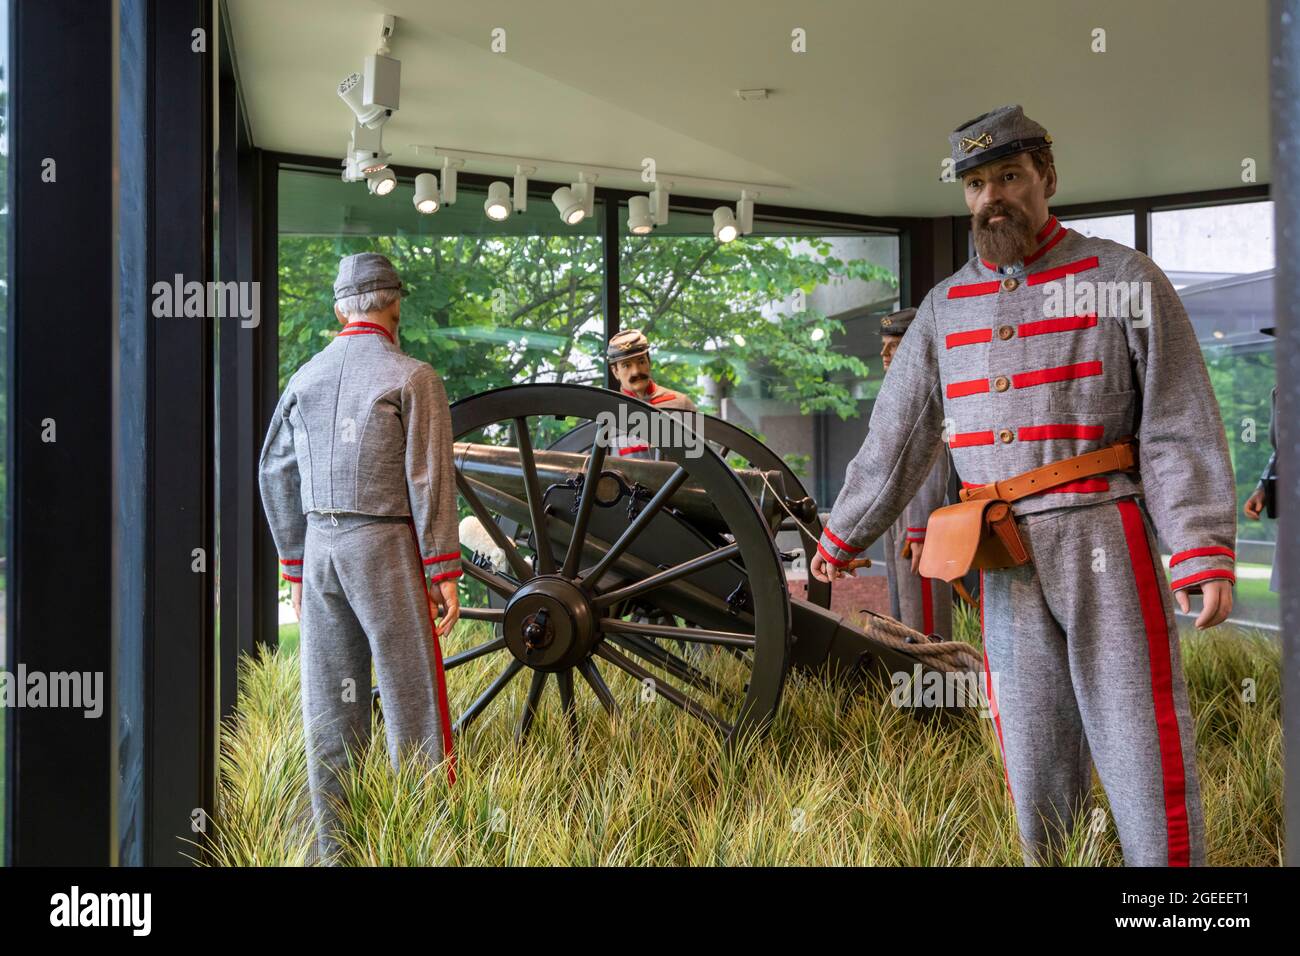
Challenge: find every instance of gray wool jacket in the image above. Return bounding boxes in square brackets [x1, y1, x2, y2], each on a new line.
[817, 216, 1238, 595]
[258, 322, 463, 584]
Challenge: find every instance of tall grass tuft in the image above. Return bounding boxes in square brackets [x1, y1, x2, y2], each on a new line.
[203, 617, 1283, 867]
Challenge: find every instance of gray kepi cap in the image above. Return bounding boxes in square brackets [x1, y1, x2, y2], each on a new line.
[878, 307, 917, 337]
[333, 252, 410, 301]
[949, 104, 1052, 177]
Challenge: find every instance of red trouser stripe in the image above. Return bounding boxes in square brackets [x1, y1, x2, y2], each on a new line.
[981, 569, 1013, 801]
[1116, 498, 1190, 866]
[407, 520, 456, 785]
[921, 577, 934, 634]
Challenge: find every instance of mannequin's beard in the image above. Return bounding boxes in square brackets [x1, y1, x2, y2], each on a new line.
[972, 203, 1037, 265]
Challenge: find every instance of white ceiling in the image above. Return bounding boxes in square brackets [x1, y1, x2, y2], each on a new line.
[226, 0, 1270, 218]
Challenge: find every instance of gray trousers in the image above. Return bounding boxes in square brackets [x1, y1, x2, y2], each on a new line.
[299, 512, 452, 863]
[980, 496, 1206, 866]
[883, 527, 954, 640]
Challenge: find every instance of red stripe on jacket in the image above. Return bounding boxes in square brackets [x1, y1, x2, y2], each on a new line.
[947, 378, 990, 398]
[948, 281, 1002, 299]
[1011, 360, 1103, 389]
[946, 328, 993, 349]
[1026, 255, 1100, 286]
[1017, 424, 1104, 441]
[1115, 498, 1191, 866]
[1018, 314, 1098, 337]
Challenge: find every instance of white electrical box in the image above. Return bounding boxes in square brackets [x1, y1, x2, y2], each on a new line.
[363, 54, 401, 111]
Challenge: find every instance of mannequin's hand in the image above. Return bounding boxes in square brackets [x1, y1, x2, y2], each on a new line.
[909, 540, 924, 575]
[1175, 579, 1233, 629]
[290, 581, 303, 620]
[1244, 488, 1265, 520]
[810, 551, 852, 584]
[433, 578, 460, 638]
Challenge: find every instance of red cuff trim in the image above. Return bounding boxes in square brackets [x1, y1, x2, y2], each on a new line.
[1170, 568, 1236, 591]
[946, 328, 993, 349]
[823, 528, 863, 553]
[1169, 546, 1236, 568]
[906, 527, 926, 533]
[282, 573, 303, 583]
[428, 569, 463, 584]
[905, 536, 925, 543]
[279, 558, 303, 566]
[423, 550, 461, 565]
[817, 543, 851, 568]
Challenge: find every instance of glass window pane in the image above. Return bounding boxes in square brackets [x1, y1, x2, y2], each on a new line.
[1153, 201, 1277, 628]
[1059, 213, 1135, 247]
[618, 207, 900, 585]
[277, 168, 605, 402]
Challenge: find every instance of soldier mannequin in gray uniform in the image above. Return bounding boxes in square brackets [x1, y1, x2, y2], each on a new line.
[875, 308, 953, 639]
[811, 106, 1235, 866]
[259, 253, 462, 863]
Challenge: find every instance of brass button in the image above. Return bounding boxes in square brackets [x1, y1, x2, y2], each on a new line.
[999, 428, 1014, 444]
[993, 375, 1010, 392]
[1001, 277, 1019, 292]
[997, 325, 1014, 340]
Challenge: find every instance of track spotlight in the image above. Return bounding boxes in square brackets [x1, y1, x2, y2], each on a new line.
[366, 167, 397, 196]
[552, 185, 585, 225]
[628, 195, 654, 234]
[485, 181, 512, 221]
[552, 173, 596, 225]
[338, 72, 390, 129]
[441, 157, 463, 205]
[413, 172, 440, 213]
[713, 206, 739, 243]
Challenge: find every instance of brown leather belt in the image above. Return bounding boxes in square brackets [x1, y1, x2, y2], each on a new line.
[958, 437, 1139, 505]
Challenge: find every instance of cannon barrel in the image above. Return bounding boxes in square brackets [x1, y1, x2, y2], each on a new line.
[453, 441, 804, 533]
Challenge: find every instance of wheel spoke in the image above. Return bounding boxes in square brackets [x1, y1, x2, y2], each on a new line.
[599, 617, 755, 649]
[592, 543, 741, 609]
[514, 416, 556, 574]
[454, 659, 524, 733]
[555, 669, 580, 748]
[580, 464, 688, 587]
[594, 643, 733, 736]
[515, 669, 548, 743]
[562, 420, 610, 578]
[456, 470, 536, 580]
[459, 607, 504, 623]
[444, 636, 507, 670]
[577, 657, 619, 718]
[461, 557, 519, 600]
[607, 632, 728, 700]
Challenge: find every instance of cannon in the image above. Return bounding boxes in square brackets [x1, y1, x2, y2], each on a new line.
[398, 383, 983, 746]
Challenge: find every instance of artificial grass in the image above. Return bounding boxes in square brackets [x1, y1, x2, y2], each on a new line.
[208, 608, 1283, 866]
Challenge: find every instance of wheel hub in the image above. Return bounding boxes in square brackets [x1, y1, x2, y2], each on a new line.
[503, 575, 597, 672]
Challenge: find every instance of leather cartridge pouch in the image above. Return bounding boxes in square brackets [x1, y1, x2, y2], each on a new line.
[918, 438, 1138, 583]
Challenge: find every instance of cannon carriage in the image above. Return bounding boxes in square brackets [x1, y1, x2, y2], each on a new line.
[392, 383, 982, 747]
